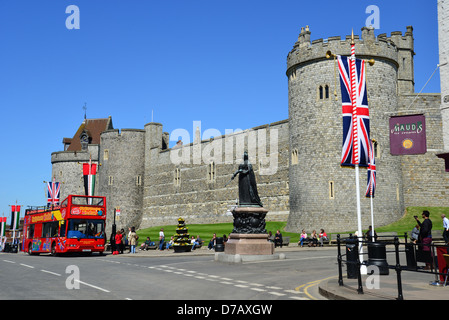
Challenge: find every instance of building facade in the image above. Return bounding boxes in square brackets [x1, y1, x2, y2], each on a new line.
[52, 25, 448, 234]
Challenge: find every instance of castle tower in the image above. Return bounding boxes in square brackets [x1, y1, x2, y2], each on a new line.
[51, 117, 112, 201]
[438, 0, 449, 150]
[98, 128, 145, 234]
[286, 27, 409, 233]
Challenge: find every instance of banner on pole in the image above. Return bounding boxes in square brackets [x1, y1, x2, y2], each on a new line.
[1, 217, 6, 237]
[337, 55, 370, 167]
[47, 178, 61, 208]
[389, 114, 426, 155]
[10, 205, 21, 230]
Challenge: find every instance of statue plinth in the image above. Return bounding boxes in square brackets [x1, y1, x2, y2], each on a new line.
[225, 206, 274, 255]
[231, 206, 268, 234]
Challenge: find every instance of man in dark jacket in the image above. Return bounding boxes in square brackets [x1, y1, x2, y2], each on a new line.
[414, 210, 433, 270]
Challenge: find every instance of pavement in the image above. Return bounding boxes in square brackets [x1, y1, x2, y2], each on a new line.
[319, 266, 449, 300]
[107, 244, 449, 300]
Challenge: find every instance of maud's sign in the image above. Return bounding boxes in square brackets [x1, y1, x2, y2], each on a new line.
[389, 114, 426, 155]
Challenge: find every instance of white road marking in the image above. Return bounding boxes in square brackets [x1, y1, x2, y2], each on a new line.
[75, 280, 110, 293]
[3, 260, 15, 264]
[41, 270, 61, 277]
[268, 292, 286, 296]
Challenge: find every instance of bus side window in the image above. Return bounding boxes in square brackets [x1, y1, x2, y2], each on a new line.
[27, 225, 35, 239]
[43, 222, 59, 237]
[60, 221, 66, 237]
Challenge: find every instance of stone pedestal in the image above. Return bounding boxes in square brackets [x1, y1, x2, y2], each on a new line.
[224, 206, 274, 256]
[224, 233, 274, 255]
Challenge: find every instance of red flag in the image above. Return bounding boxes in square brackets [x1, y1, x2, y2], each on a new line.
[83, 163, 97, 175]
[83, 163, 89, 175]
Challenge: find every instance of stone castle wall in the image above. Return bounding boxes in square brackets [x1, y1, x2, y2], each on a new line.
[140, 120, 290, 229]
[398, 94, 449, 207]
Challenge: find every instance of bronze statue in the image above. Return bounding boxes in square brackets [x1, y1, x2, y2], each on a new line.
[225, 151, 263, 207]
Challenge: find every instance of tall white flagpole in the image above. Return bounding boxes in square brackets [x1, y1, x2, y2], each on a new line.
[355, 165, 365, 273]
[350, 30, 366, 274]
[370, 194, 375, 242]
[368, 139, 375, 242]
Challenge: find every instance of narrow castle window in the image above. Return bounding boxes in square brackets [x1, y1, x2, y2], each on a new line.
[174, 168, 181, 186]
[291, 149, 299, 165]
[207, 162, 216, 182]
[373, 140, 380, 158]
[136, 175, 142, 186]
[108, 176, 114, 186]
[104, 149, 109, 161]
[318, 85, 330, 100]
[329, 181, 335, 199]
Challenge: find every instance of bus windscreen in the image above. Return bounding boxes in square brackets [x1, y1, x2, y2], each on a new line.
[67, 219, 105, 239]
[70, 196, 104, 206]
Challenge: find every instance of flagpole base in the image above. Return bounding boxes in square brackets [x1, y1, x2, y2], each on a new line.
[360, 264, 367, 275]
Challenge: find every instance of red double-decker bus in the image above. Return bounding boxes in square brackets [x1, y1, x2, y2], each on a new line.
[22, 195, 107, 256]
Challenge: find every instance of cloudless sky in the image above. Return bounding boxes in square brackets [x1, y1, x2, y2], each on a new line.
[0, 1, 441, 221]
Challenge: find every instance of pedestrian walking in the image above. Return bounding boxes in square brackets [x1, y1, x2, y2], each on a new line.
[414, 210, 433, 270]
[129, 227, 138, 254]
[113, 230, 123, 255]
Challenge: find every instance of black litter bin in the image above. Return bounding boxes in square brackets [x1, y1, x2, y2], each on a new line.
[215, 237, 224, 252]
[367, 242, 389, 275]
[405, 242, 417, 270]
[346, 239, 358, 279]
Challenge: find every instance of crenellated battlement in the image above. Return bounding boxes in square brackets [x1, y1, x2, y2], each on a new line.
[287, 25, 415, 94]
[287, 26, 414, 73]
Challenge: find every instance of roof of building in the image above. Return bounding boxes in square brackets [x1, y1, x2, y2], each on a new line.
[63, 116, 113, 151]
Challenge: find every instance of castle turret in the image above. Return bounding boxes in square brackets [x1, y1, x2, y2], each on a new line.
[286, 26, 407, 233]
[51, 117, 112, 200]
[389, 26, 415, 94]
[98, 128, 145, 234]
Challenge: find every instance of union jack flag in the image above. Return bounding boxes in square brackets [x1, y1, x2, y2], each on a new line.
[47, 179, 61, 207]
[365, 139, 376, 198]
[337, 53, 370, 167]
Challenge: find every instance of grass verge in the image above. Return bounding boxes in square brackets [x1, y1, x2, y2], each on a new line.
[136, 207, 448, 244]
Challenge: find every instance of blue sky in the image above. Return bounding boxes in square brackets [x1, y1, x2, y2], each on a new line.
[0, 1, 441, 220]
